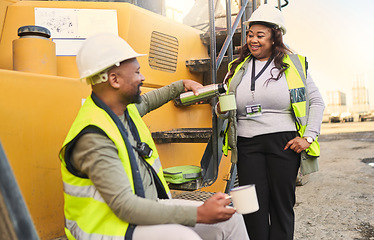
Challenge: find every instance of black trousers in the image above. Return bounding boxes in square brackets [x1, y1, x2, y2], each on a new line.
[237, 131, 300, 240]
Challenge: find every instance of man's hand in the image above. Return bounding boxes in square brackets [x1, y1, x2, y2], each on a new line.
[284, 136, 311, 153]
[182, 79, 203, 96]
[197, 192, 235, 224]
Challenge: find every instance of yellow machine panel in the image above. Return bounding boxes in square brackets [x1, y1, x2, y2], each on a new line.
[0, 70, 91, 239]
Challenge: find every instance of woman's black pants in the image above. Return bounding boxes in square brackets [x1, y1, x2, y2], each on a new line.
[237, 131, 300, 240]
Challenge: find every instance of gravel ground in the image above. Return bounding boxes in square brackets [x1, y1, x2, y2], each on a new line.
[294, 127, 374, 240]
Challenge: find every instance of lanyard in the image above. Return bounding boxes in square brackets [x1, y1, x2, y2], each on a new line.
[250, 56, 273, 92]
[124, 109, 169, 199]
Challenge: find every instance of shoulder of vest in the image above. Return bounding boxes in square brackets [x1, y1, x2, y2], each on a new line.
[127, 104, 138, 113]
[287, 53, 307, 63]
[228, 58, 237, 70]
[287, 53, 305, 58]
[64, 125, 108, 179]
[285, 54, 308, 72]
[228, 55, 251, 71]
[127, 104, 143, 120]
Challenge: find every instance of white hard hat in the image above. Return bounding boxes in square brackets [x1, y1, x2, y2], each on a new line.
[244, 4, 287, 35]
[76, 33, 146, 81]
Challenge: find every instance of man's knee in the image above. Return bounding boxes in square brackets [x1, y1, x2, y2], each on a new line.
[133, 224, 202, 240]
[193, 224, 224, 240]
[193, 213, 249, 240]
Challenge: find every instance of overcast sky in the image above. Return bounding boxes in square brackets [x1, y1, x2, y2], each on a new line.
[282, 0, 374, 109]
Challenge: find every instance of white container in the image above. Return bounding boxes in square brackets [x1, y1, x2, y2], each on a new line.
[229, 184, 259, 214]
[219, 94, 237, 112]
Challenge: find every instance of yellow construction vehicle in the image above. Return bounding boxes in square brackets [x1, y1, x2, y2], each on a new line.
[0, 0, 288, 239]
[0, 0, 240, 239]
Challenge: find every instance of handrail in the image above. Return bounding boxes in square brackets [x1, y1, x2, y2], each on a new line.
[201, 0, 219, 187]
[225, 0, 233, 64]
[216, 0, 249, 70]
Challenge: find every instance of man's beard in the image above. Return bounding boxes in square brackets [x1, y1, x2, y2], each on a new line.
[131, 93, 142, 104]
[129, 86, 142, 104]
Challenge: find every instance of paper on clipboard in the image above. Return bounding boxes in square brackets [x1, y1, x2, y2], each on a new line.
[35, 8, 118, 56]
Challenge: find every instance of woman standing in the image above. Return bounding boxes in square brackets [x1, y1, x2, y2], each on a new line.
[216, 4, 325, 240]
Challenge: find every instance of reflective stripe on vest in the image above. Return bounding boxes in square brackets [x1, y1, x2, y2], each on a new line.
[284, 54, 308, 128]
[285, 54, 320, 157]
[59, 95, 169, 239]
[63, 181, 105, 203]
[62, 157, 164, 202]
[65, 219, 125, 240]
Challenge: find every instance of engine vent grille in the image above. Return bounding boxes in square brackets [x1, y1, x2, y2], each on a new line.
[148, 31, 178, 73]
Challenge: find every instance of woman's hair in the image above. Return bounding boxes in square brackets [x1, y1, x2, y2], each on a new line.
[224, 25, 292, 84]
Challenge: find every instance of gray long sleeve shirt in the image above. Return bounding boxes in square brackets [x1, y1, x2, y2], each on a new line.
[236, 58, 324, 140]
[71, 80, 198, 226]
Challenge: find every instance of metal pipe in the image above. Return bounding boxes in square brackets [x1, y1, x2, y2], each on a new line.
[225, 0, 233, 64]
[253, 0, 257, 13]
[209, 0, 217, 85]
[224, 163, 237, 193]
[208, 0, 219, 185]
[216, 0, 249, 70]
[240, 0, 247, 46]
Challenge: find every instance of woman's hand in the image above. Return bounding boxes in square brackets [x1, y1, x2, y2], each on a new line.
[284, 136, 311, 153]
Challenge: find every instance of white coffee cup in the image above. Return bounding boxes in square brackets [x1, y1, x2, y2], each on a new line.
[219, 94, 236, 112]
[229, 184, 259, 214]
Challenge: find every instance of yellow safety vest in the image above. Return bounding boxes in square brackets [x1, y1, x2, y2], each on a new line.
[59, 94, 170, 240]
[283, 54, 320, 157]
[223, 54, 320, 158]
